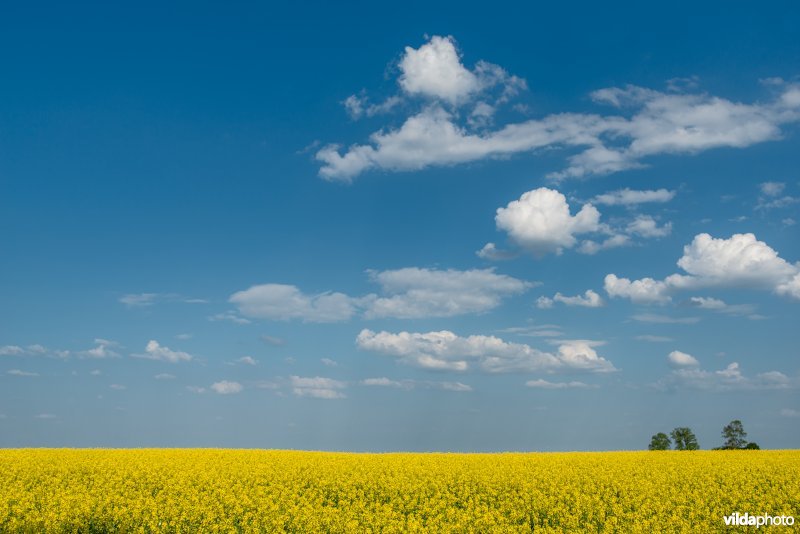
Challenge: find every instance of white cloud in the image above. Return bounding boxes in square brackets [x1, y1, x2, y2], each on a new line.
[687, 296, 727, 310]
[537, 290, 603, 309]
[34, 413, 56, 419]
[361, 377, 412, 389]
[236, 356, 258, 366]
[577, 234, 631, 255]
[625, 215, 672, 238]
[438, 381, 473, 392]
[686, 297, 756, 316]
[119, 293, 159, 307]
[525, 379, 595, 389]
[260, 335, 286, 346]
[360, 377, 471, 392]
[592, 188, 676, 206]
[134, 340, 193, 363]
[232, 268, 530, 322]
[290, 376, 346, 399]
[90, 369, 102, 376]
[656, 362, 794, 392]
[186, 386, 206, 394]
[491, 188, 668, 258]
[667, 350, 700, 368]
[209, 312, 252, 325]
[211, 381, 243, 395]
[0, 344, 69, 359]
[498, 325, 565, 338]
[635, 335, 673, 342]
[397, 35, 522, 105]
[7, 369, 38, 377]
[606, 233, 800, 303]
[321, 358, 337, 367]
[109, 384, 127, 390]
[630, 313, 701, 324]
[604, 274, 671, 304]
[154, 373, 175, 380]
[356, 329, 615, 374]
[364, 267, 530, 319]
[475, 242, 518, 261]
[230, 284, 359, 323]
[760, 181, 785, 197]
[399, 36, 479, 103]
[495, 188, 601, 256]
[80, 339, 121, 359]
[317, 45, 800, 182]
[343, 94, 402, 119]
[780, 408, 800, 418]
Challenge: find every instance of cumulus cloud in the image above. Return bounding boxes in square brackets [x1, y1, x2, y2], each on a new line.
[760, 181, 785, 197]
[592, 188, 676, 206]
[260, 335, 286, 346]
[343, 94, 402, 120]
[686, 297, 757, 317]
[398, 35, 523, 105]
[625, 215, 672, 238]
[536, 290, 604, 309]
[231, 268, 531, 322]
[656, 362, 795, 392]
[606, 233, 800, 303]
[488, 187, 670, 258]
[364, 267, 530, 319]
[79, 339, 121, 359]
[119, 293, 159, 307]
[667, 350, 700, 368]
[134, 340, 193, 363]
[356, 329, 615, 374]
[230, 284, 360, 323]
[604, 275, 671, 304]
[154, 373, 175, 380]
[211, 381, 243, 395]
[290, 376, 346, 399]
[360, 377, 472, 392]
[756, 181, 799, 210]
[635, 335, 673, 342]
[236, 356, 258, 366]
[494, 188, 601, 256]
[7, 369, 38, 377]
[316, 37, 800, 183]
[0, 344, 69, 359]
[475, 242, 518, 261]
[208, 312, 252, 325]
[120, 293, 208, 307]
[630, 313, 701, 324]
[525, 379, 596, 389]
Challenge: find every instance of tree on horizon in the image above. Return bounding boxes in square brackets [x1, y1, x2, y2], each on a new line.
[671, 427, 699, 450]
[648, 432, 671, 450]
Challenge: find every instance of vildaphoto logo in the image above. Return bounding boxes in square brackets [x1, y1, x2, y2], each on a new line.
[723, 512, 795, 528]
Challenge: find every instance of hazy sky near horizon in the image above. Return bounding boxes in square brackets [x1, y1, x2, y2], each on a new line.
[1, 1, 799, 450]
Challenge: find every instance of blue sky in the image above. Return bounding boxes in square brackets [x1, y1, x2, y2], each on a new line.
[1, 1, 799, 451]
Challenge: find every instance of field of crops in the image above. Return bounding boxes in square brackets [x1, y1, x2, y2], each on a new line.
[1, 449, 798, 532]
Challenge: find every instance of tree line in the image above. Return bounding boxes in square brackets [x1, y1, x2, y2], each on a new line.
[649, 420, 760, 451]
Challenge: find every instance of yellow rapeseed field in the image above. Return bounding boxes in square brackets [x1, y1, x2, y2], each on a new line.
[0, 449, 798, 532]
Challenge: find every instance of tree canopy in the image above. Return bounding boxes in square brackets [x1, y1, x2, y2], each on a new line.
[648, 432, 671, 451]
[670, 427, 699, 450]
[722, 420, 747, 449]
